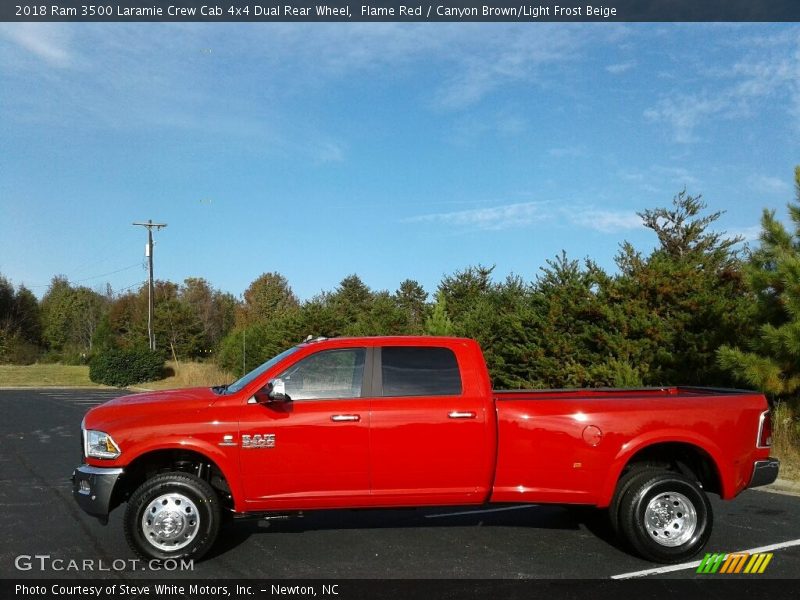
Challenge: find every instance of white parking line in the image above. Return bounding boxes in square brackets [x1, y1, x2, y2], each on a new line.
[49, 397, 92, 402]
[425, 505, 535, 519]
[611, 537, 800, 579]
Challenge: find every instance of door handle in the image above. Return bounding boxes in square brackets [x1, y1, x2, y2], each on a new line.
[331, 414, 360, 422]
[448, 411, 476, 419]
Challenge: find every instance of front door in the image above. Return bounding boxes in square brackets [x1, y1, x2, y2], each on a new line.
[239, 347, 371, 510]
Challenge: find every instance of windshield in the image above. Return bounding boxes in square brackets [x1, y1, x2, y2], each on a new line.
[223, 346, 300, 394]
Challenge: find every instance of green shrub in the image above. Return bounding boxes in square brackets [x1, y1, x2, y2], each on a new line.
[89, 348, 164, 387]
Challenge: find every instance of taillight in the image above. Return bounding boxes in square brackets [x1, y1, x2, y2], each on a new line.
[758, 410, 772, 448]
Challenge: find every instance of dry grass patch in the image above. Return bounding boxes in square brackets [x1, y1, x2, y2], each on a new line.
[772, 403, 800, 482]
[141, 361, 233, 390]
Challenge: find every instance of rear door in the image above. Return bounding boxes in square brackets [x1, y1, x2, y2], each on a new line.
[369, 344, 491, 505]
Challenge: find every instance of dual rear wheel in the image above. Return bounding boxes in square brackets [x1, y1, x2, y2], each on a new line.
[610, 469, 713, 563]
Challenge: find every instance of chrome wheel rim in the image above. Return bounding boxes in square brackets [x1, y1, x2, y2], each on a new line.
[141, 493, 200, 551]
[644, 491, 697, 547]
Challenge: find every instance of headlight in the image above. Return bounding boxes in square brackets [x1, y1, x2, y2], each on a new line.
[84, 429, 121, 459]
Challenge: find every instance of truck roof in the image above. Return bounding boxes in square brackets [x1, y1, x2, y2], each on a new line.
[298, 335, 474, 347]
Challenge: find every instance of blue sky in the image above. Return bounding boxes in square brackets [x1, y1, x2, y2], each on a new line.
[1, 23, 798, 301]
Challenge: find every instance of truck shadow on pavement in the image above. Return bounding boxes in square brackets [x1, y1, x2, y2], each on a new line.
[205, 504, 624, 561]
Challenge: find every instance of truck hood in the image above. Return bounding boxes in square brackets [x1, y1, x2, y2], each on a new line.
[83, 387, 219, 430]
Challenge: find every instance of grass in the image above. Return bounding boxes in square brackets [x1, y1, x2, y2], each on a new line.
[0, 363, 102, 387]
[0, 360, 233, 390]
[771, 403, 800, 482]
[141, 360, 233, 390]
[773, 447, 800, 482]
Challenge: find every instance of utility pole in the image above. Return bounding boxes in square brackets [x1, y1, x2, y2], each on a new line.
[241, 293, 247, 376]
[132, 220, 167, 351]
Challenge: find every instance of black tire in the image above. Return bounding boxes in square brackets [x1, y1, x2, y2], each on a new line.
[124, 472, 220, 561]
[618, 470, 712, 563]
[608, 467, 662, 536]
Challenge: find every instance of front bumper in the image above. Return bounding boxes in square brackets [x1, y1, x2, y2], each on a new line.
[71, 464, 124, 524]
[748, 458, 780, 489]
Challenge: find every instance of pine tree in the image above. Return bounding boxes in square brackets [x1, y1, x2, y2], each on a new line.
[616, 191, 751, 385]
[395, 279, 428, 332]
[425, 291, 454, 336]
[718, 167, 800, 402]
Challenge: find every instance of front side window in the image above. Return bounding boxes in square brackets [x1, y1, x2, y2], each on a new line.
[225, 346, 299, 394]
[381, 346, 462, 397]
[274, 348, 366, 401]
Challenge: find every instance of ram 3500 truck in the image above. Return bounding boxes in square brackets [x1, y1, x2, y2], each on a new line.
[72, 336, 779, 563]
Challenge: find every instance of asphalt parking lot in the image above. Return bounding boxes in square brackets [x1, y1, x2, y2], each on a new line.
[1, 388, 799, 580]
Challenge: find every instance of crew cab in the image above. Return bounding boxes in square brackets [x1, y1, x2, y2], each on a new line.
[72, 336, 779, 563]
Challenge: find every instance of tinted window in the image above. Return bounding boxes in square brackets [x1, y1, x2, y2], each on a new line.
[225, 346, 299, 394]
[275, 348, 365, 401]
[381, 346, 462, 397]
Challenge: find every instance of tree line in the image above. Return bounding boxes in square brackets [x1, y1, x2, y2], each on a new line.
[3, 170, 800, 423]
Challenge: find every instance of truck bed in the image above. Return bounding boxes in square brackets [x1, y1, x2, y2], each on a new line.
[489, 385, 768, 507]
[494, 386, 757, 401]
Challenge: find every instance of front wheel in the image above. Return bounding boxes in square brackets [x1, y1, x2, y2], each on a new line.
[617, 470, 712, 563]
[124, 472, 220, 561]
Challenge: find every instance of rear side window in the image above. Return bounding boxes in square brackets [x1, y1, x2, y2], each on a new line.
[380, 346, 462, 397]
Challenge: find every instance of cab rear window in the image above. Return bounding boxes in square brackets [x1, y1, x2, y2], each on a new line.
[380, 346, 462, 397]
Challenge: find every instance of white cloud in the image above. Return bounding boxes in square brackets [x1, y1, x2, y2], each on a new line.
[313, 140, 346, 164]
[406, 201, 642, 234]
[430, 24, 628, 109]
[606, 61, 636, 75]
[0, 23, 72, 67]
[618, 165, 700, 195]
[748, 174, 791, 195]
[570, 210, 642, 233]
[406, 202, 553, 231]
[725, 225, 762, 243]
[644, 30, 800, 142]
[652, 165, 699, 187]
[0, 23, 626, 162]
[644, 95, 728, 144]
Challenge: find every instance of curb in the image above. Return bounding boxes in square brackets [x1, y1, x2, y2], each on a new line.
[0, 385, 113, 390]
[757, 478, 800, 497]
[0, 385, 153, 392]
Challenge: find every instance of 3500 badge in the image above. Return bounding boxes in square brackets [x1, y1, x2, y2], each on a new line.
[241, 434, 275, 449]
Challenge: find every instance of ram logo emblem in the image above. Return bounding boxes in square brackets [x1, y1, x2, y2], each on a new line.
[242, 433, 275, 449]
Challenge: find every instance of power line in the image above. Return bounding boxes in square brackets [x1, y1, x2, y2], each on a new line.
[63, 237, 136, 280]
[115, 280, 147, 294]
[71, 262, 143, 283]
[19, 262, 145, 289]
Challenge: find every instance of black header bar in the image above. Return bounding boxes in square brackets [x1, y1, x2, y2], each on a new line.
[3, 1, 800, 22]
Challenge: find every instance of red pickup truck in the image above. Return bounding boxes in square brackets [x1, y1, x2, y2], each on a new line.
[72, 336, 779, 564]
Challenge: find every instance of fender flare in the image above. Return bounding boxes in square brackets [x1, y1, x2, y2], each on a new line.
[597, 429, 728, 507]
[120, 438, 244, 511]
